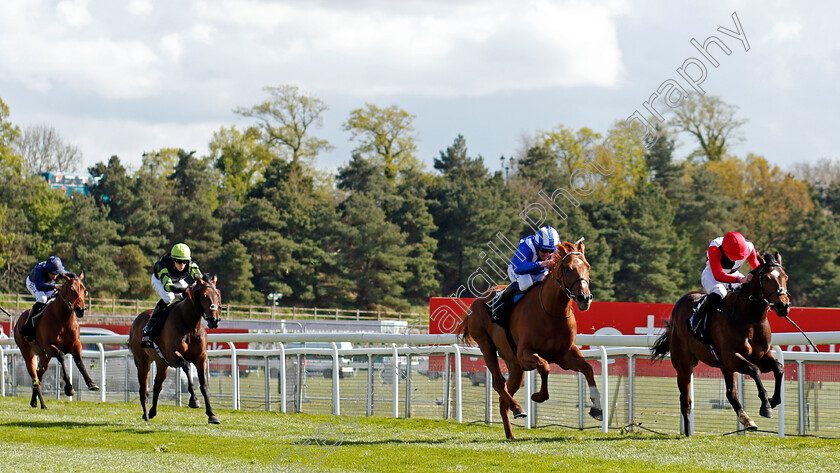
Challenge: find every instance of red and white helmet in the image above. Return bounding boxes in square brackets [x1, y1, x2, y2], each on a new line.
[721, 231, 750, 260]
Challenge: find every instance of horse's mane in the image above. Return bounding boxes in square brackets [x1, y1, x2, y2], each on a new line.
[548, 242, 581, 268]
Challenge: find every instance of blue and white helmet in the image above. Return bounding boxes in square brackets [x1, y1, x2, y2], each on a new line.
[534, 226, 560, 251]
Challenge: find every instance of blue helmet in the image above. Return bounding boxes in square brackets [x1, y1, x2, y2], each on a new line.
[44, 256, 66, 275]
[534, 226, 560, 251]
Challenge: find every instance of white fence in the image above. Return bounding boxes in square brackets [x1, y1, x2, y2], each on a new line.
[2, 332, 840, 437]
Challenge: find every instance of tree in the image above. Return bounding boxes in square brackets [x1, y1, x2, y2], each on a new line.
[606, 183, 687, 302]
[428, 136, 520, 294]
[0, 96, 22, 178]
[669, 94, 747, 162]
[53, 194, 125, 297]
[167, 150, 222, 263]
[213, 239, 261, 304]
[235, 85, 332, 168]
[210, 126, 273, 201]
[337, 193, 410, 310]
[16, 123, 83, 173]
[777, 209, 840, 307]
[343, 104, 420, 182]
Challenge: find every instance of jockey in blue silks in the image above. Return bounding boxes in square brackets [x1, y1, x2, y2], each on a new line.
[489, 226, 560, 321]
[23, 256, 71, 340]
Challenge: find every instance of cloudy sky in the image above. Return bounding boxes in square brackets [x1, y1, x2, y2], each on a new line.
[1, 0, 837, 175]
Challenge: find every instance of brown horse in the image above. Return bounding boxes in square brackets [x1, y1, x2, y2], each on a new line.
[13, 272, 99, 409]
[129, 274, 222, 424]
[651, 252, 789, 435]
[459, 240, 601, 439]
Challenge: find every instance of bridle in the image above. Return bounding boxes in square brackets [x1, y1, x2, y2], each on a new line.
[540, 251, 589, 318]
[57, 280, 85, 312]
[747, 263, 790, 308]
[186, 283, 221, 322]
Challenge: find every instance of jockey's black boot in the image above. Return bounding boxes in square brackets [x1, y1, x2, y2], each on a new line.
[141, 300, 168, 348]
[490, 282, 520, 323]
[22, 302, 46, 341]
[689, 293, 722, 340]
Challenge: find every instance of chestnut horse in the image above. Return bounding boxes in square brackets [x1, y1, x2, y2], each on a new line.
[129, 274, 222, 424]
[13, 272, 99, 409]
[651, 252, 789, 435]
[459, 240, 601, 439]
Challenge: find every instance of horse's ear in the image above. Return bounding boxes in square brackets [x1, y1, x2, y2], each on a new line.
[210, 274, 217, 285]
[756, 253, 765, 267]
[79, 271, 85, 281]
[774, 251, 782, 266]
[577, 241, 585, 253]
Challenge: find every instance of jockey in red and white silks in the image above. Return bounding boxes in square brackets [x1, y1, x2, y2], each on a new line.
[702, 232, 761, 298]
[690, 231, 761, 336]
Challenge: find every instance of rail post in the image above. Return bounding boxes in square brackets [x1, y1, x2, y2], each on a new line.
[453, 344, 462, 424]
[97, 343, 106, 402]
[227, 342, 239, 410]
[392, 343, 399, 418]
[599, 346, 609, 433]
[774, 345, 785, 438]
[331, 342, 340, 416]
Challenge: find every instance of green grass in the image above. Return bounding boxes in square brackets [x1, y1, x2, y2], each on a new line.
[1, 396, 838, 473]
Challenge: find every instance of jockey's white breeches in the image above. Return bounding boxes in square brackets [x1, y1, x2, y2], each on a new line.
[507, 265, 546, 291]
[701, 266, 744, 298]
[26, 276, 54, 304]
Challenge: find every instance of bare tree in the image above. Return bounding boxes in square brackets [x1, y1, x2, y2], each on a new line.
[16, 123, 83, 173]
[669, 94, 747, 161]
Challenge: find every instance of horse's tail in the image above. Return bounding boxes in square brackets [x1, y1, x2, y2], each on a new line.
[650, 320, 671, 362]
[457, 312, 473, 346]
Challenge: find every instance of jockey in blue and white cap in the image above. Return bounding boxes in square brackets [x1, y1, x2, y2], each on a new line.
[489, 226, 560, 321]
[507, 225, 560, 291]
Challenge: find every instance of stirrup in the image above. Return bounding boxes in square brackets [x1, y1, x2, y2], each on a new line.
[141, 334, 155, 348]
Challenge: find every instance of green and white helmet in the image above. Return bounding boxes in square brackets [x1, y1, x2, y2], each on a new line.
[171, 243, 191, 261]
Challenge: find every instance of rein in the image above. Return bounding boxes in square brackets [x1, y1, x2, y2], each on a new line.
[58, 285, 84, 312]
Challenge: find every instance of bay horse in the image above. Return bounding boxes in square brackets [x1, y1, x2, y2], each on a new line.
[13, 272, 99, 409]
[651, 252, 789, 435]
[129, 274, 222, 424]
[459, 240, 601, 439]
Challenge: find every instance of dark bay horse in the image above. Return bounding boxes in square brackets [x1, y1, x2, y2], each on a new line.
[13, 272, 99, 409]
[129, 274, 222, 424]
[651, 252, 789, 435]
[459, 241, 601, 439]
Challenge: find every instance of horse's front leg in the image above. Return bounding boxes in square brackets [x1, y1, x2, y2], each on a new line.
[723, 369, 757, 430]
[559, 346, 602, 421]
[149, 361, 169, 419]
[733, 353, 773, 418]
[756, 354, 784, 410]
[520, 349, 550, 403]
[196, 357, 220, 424]
[32, 354, 50, 409]
[70, 341, 99, 391]
[182, 364, 200, 408]
[48, 346, 74, 397]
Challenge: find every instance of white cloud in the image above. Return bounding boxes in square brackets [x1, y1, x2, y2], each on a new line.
[160, 34, 184, 62]
[128, 0, 152, 16]
[57, 0, 92, 27]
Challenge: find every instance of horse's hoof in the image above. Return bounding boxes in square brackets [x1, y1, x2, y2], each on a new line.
[531, 393, 548, 403]
[760, 406, 773, 418]
[188, 399, 200, 409]
[88, 384, 100, 392]
[64, 387, 74, 397]
[208, 416, 220, 424]
[40, 405, 48, 410]
[770, 397, 781, 408]
[589, 408, 603, 421]
[149, 409, 157, 419]
[142, 415, 149, 422]
[512, 409, 527, 419]
[30, 400, 37, 408]
[739, 412, 757, 430]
